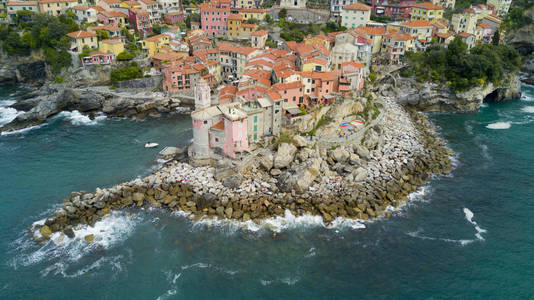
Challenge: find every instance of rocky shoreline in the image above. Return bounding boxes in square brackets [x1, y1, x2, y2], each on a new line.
[31, 96, 453, 242]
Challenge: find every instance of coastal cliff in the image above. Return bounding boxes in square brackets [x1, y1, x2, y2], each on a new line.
[0, 52, 48, 86]
[0, 85, 181, 133]
[380, 72, 522, 113]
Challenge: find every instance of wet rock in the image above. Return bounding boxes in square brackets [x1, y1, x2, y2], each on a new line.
[40, 225, 52, 239]
[84, 234, 94, 243]
[63, 228, 75, 238]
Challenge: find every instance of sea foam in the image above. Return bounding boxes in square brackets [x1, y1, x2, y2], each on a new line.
[0, 101, 23, 127]
[521, 106, 534, 113]
[486, 122, 511, 129]
[57, 110, 106, 126]
[10, 212, 137, 271]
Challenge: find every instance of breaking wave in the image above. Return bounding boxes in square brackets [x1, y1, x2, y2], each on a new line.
[57, 110, 106, 126]
[521, 106, 534, 113]
[0, 100, 23, 127]
[9, 212, 137, 274]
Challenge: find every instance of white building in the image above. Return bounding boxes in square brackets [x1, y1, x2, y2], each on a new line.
[487, 0, 511, 17]
[340, 2, 371, 30]
[280, 0, 306, 9]
[330, 0, 358, 20]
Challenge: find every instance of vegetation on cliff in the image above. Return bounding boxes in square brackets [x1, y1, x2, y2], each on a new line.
[110, 62, 143, 84]
[0, 12, 78, 73]
[502, 0, 534, 31]
[402, 38, 521, 91]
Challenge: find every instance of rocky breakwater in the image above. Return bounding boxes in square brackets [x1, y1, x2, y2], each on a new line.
[31, 96, 452, 240]
[0, 85, 181, 133]
[387, 74, 521, 112]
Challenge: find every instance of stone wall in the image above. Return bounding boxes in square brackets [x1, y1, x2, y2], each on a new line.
[116, 75, 163, 91]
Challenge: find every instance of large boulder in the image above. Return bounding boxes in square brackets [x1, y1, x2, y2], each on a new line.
[260, 153, 274, 171]
[353, 167, 368, 181]
[274, 143, 297, 169]
[277, 158, 321, 193]
[363, 130, 379, 150]
[292, 135, 308, 148]
[353, 144, 371, 160]
[330, 147, 350, 163]
[222, 174, 243, 189]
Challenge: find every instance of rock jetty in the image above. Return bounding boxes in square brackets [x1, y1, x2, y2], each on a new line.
[31, 96, 452, 240]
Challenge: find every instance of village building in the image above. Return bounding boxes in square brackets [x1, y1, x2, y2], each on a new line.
[370, 0, 415, 20]
[451, 11, 477, 34]
[6, 1, 38, 23]
[88, 24, 122, 39]
[338, 61, 364, 95]
[457, 31, 475, 49]
[128, 8, 151, 35]
[81, 51, 115, 66]
[163, 11, 184, 23]
[70, 6, 98, 23]
[340, 2, 371, 29]
[280, 0, 306, 9]
[38, 0, 77, 16]
[399, 20, 433, 41]
[410, 2, 444, 22]
[158, 0, 181, 13]
[431, 0, 454, 9]
[381, 31, 415, 64]
[97, 10, 128, 28]
[67, 30, 98, 53]
[99, 39, 124, 56]
[252, 30, 268, 48]
[354, 26, 386, 54]
[199, 0, 230, 37]
[96, 0, 120, 11]
[487, 0, 511, 17]
[141, 33, 170, 57]
[138, 0, 159, 23]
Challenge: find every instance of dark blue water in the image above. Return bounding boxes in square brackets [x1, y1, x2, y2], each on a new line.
[1, 84, 534, 299]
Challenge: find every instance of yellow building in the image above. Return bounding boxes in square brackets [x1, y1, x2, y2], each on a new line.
[121, 0, 141, 9]
[141, 33, 170, 57]
[239, 8, 266, 21]
[410, 2, 444, 22]
[399, 20, 433, 42]
[451, 12, 477, 34]
[39, 0, 78, 16]
[227, 13, 258, 40]
[99, 39, 125, 56]
[301, 57, 329, 72]
[67, 30, 98, 53]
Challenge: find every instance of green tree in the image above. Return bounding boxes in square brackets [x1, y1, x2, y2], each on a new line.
[96, 29, 109, 40]
[278, 8, 287, 19]
[110, 63, 143, 83]
[492, 30, 500, 45]
[2, 32, 30, 55]
[117, 51, 136, 61]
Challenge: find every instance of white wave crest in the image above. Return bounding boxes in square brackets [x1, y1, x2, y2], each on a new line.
[156, 289, 177, 300]
[521, 106, 534, 113]
[0, 104, 23, 127]
[486, 122, 511, 130]
[521, 94, 534, 101]
[406, 208, 487, 246]
[186, 209, 366, 234]
[1, 123, 47, 136]
[260, 276, 300, 286]
[463, 207, 487, 241]
[9, 212, 137, 270]
[57, 110, 106, 126]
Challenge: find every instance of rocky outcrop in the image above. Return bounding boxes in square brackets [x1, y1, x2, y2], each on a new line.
[31, 95, 453, 237]
[390, 73, 521, 113]
[0, 51, 48, 85]
[0, 85, 181, 133]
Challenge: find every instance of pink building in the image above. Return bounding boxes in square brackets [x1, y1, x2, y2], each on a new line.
[128, 8, 151, 35]
[81, 51, 115, 66]
[97, 11, 127, 28]
[221, 106, 250, 159]
[271, 81, 306, 108]
[199, 0, 230, 37]
[339, 62, 364, 95]
[164, 11, 185, 23]
[371, 0, 416, 19]
[299, 71, 338, 105]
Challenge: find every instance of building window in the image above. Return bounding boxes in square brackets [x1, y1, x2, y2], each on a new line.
[204, 120, 208, 124]
[253, 116, 257, 122]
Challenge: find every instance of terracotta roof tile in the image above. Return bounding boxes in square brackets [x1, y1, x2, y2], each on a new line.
[343, 2, 371, 10]
[67, 30, 97, 39]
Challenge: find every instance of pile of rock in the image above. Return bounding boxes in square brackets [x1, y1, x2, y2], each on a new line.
[32, 95, 453, 239]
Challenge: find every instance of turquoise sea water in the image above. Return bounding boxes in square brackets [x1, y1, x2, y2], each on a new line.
[1, 84, 534, 299]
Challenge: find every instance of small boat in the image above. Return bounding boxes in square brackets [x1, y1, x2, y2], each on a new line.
[145, 143, 159, 148]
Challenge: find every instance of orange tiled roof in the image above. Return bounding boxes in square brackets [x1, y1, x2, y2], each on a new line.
[211, 120, 225, 130]
[457, 32, 472, 38]
[412, 2, 444, 10]
[400, 20, 432, 28]
[272, 81, 303, 91]
[67, 30, 97, 39]
[342, 61, 364, 69]
[354, 26, 386, 36]
[228, 13, 242, 20]
[252, 30, 268, 36]
[343, 2, 371, 10]
[239, 8, 266, 13]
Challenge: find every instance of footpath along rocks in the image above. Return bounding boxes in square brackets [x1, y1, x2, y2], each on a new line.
[31, 96, 453, 240]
